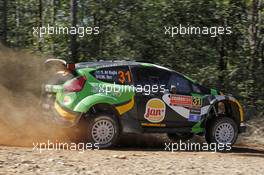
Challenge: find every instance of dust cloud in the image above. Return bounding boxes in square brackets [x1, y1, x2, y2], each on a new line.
[0, 45, 69, 147]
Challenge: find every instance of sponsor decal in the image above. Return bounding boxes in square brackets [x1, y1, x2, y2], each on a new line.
[192, 96, 202, 107]
[63, 96, 72, 105]
[169, 95, 192, 106]
[188, 114, 201, 122]
[169, 94, 202, 107]
[93, 68, 131, 84]
[144, 98, 166, 123]
[169, 94, 202, 108]
[163, 94, 203, 119]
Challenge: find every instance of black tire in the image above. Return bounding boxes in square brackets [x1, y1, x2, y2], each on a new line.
[205, 117, 238, 146]
[86, 114, 120, 148]
[167, 133, 193, 142]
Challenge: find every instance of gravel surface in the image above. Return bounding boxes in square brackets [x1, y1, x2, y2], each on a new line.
[0, 117, 263, 175]
[0, 143, 263, 175]
[0, 116, 263, 175]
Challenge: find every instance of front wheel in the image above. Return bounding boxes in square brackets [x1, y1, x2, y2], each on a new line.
[87, 114, 120, 148]
[205, 117, 238, 145]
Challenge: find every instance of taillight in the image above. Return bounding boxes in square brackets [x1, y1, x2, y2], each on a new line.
[64, 76, 86, 92]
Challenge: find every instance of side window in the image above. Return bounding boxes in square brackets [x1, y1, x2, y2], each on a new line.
[91, 66, 132, 85]
[192, 84, 202, 93]
[192, 83, 211, 94]
[131, 66, 170, 91]
[169, 73, 192, 95]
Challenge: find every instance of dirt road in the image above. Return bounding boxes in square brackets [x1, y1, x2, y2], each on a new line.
[0, 142, 263, 175]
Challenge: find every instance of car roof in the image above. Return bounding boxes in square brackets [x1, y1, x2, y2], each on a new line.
[75, 60, 172, 71]
[75, 60, 196, 83]
[75, 60, 139, 68]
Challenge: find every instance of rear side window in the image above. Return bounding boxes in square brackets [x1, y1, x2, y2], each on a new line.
[131, 67, 170, 86]
[91, 66, 132, 85]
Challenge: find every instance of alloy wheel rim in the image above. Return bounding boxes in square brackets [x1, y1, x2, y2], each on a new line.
[92, 119, 115, 145]
[215, 122, 235, 144]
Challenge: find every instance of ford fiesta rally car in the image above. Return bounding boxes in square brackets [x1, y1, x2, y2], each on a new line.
[44, 60, 246, 148]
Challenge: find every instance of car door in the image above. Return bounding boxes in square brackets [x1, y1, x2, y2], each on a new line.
[162, 72, 203, 126]
[131, 66, 171, 125]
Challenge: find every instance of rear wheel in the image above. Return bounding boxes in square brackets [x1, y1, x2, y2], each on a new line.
[205, 117, 238, 145]
[87, 114, 120, 148]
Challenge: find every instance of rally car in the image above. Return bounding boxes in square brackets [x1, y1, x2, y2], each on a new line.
[43, 59, 246, 148]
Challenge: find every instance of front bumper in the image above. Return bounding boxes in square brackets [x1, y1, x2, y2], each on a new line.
[239, 122, 247, 133]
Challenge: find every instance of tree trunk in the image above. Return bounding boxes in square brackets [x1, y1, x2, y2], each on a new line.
[51, 0, 57, 54]
[261, 44, 264, 65]
[15, 0, 20, 47]
[70, 0, 78, 63]
[248, 0, 261, 103]
[1, 0, 8, 45]
[217, 38, 227, 91]
[38, 0, 43, 51]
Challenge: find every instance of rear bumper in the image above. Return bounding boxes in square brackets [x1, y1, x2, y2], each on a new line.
[239, 122, 247, 133]
[52, 101, 82, 128]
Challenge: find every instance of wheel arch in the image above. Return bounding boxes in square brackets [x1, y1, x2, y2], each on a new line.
[73, 94, 118, 113]
[203, 97, 244, 128]
[87, 103, 120, 118]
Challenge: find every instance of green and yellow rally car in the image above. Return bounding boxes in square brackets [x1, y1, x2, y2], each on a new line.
[44, 60, 246, 148]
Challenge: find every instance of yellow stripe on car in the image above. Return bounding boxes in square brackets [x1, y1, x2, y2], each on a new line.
[116, 97, 135, 115]
[54, 102, 76, 123]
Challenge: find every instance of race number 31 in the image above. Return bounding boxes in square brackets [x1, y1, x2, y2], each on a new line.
[118, 70, 131, 84]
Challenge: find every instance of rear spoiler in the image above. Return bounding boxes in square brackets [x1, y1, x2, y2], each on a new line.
[44, 59, 75, 71]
